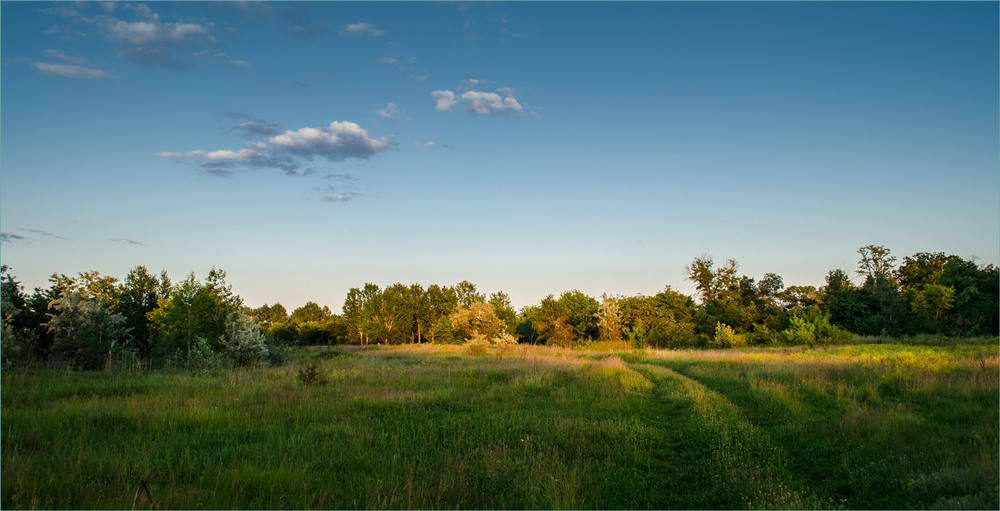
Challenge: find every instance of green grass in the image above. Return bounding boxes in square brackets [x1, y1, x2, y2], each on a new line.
[2, 343, 997, 509]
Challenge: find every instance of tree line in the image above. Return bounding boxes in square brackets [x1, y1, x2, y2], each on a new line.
[2, 245, 996, 370]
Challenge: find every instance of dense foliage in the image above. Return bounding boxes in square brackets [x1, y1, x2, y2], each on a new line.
[1, 245, 996, 369]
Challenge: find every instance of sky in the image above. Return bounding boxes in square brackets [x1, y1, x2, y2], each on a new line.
[2, 1, 998, 312]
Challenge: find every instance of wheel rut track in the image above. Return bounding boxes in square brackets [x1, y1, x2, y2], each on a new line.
[628, 361, 835, 510]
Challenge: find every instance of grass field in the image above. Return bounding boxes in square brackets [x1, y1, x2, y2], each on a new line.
[2, 342, 997, 509]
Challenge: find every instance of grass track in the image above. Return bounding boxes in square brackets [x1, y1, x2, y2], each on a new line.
[2, 343, 997, 509]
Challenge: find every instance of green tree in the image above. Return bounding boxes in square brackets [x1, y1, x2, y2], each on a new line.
[425, 284, 459, 343]
[342, 286, 369, 344]
[409, 283, 432, 343]
[115, 265, 163, 358]
[455, 280, 484, 307]
[252, 303, 289, 327]
[367, 283, 412, 344]
[489, 291, 518, 334]
[857, 244, 897, 286]
[534, 291, 597, 346]
[1, 266, 38, 367]
[910, 283, 955, 332]
[147, 270, 243, 365]
[515, 306, 542, 344]
[939, 258, 999, 335]
[290, 301, 333, 325]
[685, 254, 740, 304]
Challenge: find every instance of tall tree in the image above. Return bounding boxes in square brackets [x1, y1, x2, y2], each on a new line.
[455, 280, 484, 307]
[115, 265, 163, 358]
[857, 244, 897, 286]
[147, 270, 242, 364]
[290, 302, 333, 325]
[409, 283, 431, 343]
[685, 254, 740, 304]
[489, 291, 517, 334]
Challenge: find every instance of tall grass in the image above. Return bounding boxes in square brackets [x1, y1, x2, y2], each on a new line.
[2, 342, 997, 509]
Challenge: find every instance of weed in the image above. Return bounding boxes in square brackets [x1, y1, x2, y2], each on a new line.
[296, 363, 324, 386]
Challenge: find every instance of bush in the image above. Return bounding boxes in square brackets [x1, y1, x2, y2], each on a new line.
[297, 362, 325, 385]
[465, 332, 490, 356]
[1, 323, 38, 368]
[168, 336, 222, 372]
[712, 322, 747, 349]
[46, 291, 129, 370]
[219, 312, 270, 367]
[783, 308, 853, 346]
[784, 315, 816, 345]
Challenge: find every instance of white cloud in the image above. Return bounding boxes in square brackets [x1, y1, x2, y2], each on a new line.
[33, 62, 108, 79]
[378, 57, 398, 65]
[424, 141, 438, 148]
[432, 90, 458, 112]
[433, 88, 524, 116]
[204, 148, 263, 161]
[270, 122, 390, 159]
[106, 19, 214, 46]
[162, 121, 391, 176]
[342, 22, 385, 36]
[461, 91, 523, 115]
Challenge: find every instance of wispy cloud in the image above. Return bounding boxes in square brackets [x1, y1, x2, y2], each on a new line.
[378, 55, 427, 81]
[302, 186, 363, 204]
[16, 228, 68, 240]
[341, 22, 385, 37]
[376, 102, 406, 120]
[0, 232, 26, 245]
[233, 120, 283, 137]
[39, 2, 245, 71]
[110, 237, 145, 246]
[33, 49, 110, 79]
[33, 62, 109, 79]
[2, 228, 68, 244]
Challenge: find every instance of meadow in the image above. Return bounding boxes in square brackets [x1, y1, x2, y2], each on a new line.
[2, 342, 997, 509]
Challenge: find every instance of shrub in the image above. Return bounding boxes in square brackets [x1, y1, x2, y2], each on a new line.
[783, 309, 853, 346]
[297, 362, 325, 385]
[712, 322, 747, 349]
[494, 331, 519, 358]
[219, 312, 270, 367]
[784, 315, 816, 345]
[46, 291, 129, 370]
[465, 332, 490, 356]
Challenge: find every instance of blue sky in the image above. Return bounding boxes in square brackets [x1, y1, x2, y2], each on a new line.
[2, 1, 997, 311]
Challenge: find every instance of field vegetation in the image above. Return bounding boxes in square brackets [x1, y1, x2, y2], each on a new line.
[3, 342, 997, 509]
